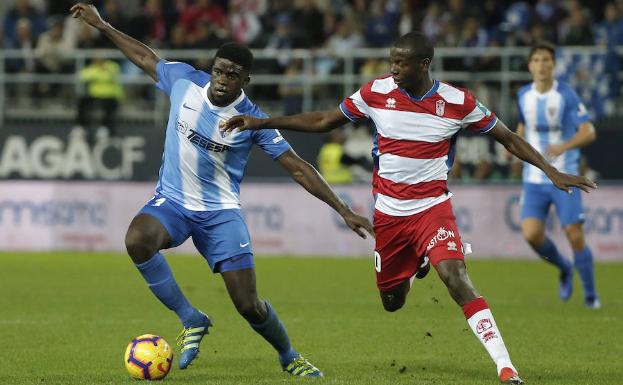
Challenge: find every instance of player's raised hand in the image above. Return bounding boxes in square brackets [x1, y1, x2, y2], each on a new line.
[70, 3, 106, 29]
[342, 211, 375, 239]
[219, 115, 263, 136]
[549, 170, 597, 193]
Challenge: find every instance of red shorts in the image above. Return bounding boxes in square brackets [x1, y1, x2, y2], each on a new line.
[373, 199, 464, 291]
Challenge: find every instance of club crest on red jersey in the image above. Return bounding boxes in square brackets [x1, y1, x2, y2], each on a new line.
[436, 100, 445, 116]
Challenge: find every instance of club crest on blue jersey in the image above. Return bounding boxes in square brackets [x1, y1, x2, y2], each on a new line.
[176, 115, 189, 134]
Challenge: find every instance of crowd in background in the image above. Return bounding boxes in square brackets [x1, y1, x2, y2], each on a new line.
[2, 0, 623, 74]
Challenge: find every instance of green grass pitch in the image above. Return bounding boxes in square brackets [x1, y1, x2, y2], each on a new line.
[1, 252, 621, 385]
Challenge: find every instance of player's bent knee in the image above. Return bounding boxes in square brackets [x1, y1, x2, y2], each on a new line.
[564, 226, 585, 250]
[125, 229, 157, 262]
[380, 292, 406, 312]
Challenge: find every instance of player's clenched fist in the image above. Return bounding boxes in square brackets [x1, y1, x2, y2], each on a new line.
[70, 3, 107, 30]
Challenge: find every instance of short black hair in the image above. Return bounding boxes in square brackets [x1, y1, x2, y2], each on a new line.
[393, 32, 434, 60]
[215, 42, 253, 72]
[529, 41, 556, 61]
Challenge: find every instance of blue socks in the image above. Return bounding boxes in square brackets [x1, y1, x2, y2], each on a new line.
[135, 253, 196, 326]
[531, 238, 571, 272]
[574, 247, 597, 301]
[250, 301, 298, 366]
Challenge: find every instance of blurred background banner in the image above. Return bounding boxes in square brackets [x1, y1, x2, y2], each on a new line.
[1, 181, 621, 260]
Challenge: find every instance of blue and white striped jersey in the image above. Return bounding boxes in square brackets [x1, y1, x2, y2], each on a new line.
[517, 80, 591, 184]
[154, 60, 290, 211]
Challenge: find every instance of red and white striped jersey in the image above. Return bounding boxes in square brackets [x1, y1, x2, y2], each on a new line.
[340, 76, 497, 216]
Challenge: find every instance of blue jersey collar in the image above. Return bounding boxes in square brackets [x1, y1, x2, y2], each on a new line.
[399, 79, 439, 101]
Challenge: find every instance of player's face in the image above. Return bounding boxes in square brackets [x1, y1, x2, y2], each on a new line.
[528, 49, 555, 83]
[389, 47, 428, 91]
[209, 57, 250, 106]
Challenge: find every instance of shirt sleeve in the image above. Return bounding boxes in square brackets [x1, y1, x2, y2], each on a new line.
[155, 60, 197, 95]
[565, 89, 592, 127]
[252, 128, 292, 160]
[339, 89, 369, 123]
[516, 96, 525, 125]
[462, 90, 498, 133]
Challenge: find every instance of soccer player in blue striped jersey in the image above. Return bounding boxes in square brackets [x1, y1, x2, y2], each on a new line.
[516, 42, 599, 308]
[71, 3, 374, 377]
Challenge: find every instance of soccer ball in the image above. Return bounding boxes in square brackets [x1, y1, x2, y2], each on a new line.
[124, 334, 173, 380]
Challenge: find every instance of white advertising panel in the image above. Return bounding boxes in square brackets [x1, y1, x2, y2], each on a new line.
[0, 181, 621, 260]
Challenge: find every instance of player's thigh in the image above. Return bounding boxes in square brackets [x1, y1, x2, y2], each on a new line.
[373, 210, 421, 292]
[416, 200, 464, 268]
[132, 194, 192, 249]
[552, 186, 585, 227]
[520, 183, 552, 223]
[191, 209, 254, 272]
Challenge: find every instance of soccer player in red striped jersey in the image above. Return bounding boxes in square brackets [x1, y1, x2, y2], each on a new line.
[221, 32, 596, 384]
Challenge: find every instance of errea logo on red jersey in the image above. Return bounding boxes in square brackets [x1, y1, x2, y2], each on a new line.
[385, 98, 396, 108]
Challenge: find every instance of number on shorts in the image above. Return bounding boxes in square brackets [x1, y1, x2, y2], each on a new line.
[374, 251, 381, 273]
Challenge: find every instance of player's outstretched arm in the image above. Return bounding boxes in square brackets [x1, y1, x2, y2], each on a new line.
[488, 120, 596, 193]
[70, 3, 160, 81]
[277, 149, 374, 239]
[220, 107, 349, 135]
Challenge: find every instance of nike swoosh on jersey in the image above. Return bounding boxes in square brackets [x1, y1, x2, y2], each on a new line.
[240, 242, 250, 247]
[182, 102, 199, 112]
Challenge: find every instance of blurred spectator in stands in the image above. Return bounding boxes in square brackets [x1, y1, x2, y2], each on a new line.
[177, 0, 228, 42]
[168, 24, 188, 49]
[596, 2, 623, 98]
[6, 18, 36, 74]
[127, 0, 170, 47]
[360, 56, 389, 79]
[560, 4, 595, 45]
[96, 0, 128, 47]
[3, 0, 46, 46]
[292, 0, 325, 48]
[34, 17, 75, 99]
[420, 3, 445, 44]
[317, 130, 353, 185]
[398, 0, 415, 37]
[535, 0, 566, 42]
[458, 17, 489, 70]
[445, 0, 466, 31]
[316, 15, 364, 75]
[258, 0, 293, 44]
[597, 2, 623, 47]
[278, 58, 304, 115]
[229, 0, 262, 46]
[364, 0, 400, 47]
[449, 134, 496, 182]
[35, 17, 74, 74]
[76, 58, 124, 139]
[265, 14, 305, 69]
[190, 22, 227, 48]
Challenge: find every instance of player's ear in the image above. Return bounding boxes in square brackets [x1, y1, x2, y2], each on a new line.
[421, 57, 431, 71]
[243, 75, 250, 87]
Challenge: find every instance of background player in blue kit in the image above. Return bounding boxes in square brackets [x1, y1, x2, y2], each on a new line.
[71, 3, 374, 376]
[516, 42, 599, 308]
